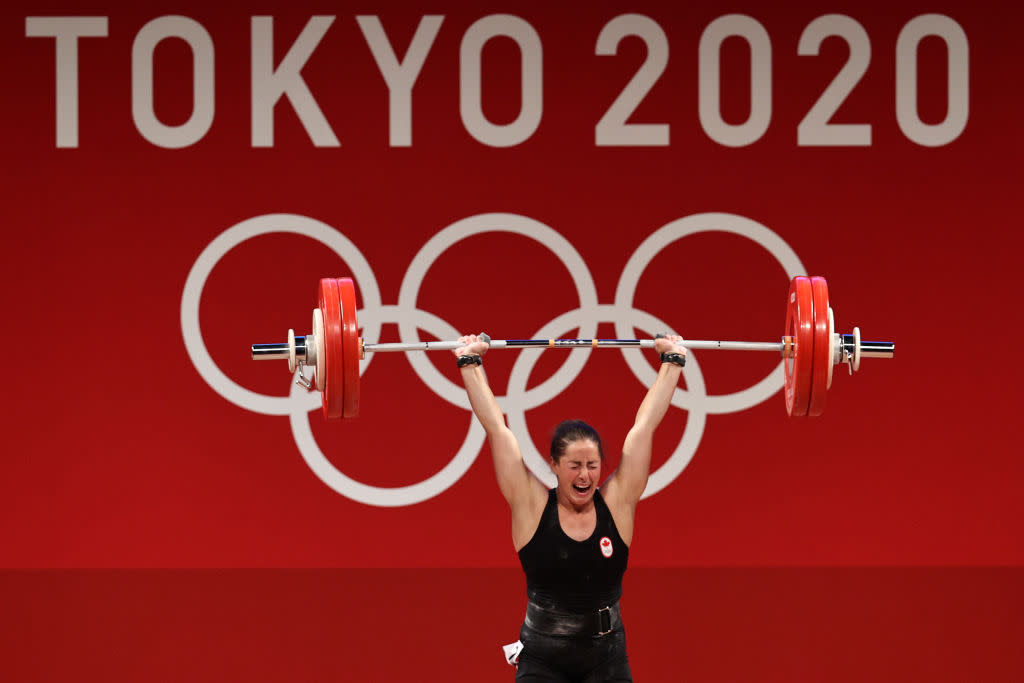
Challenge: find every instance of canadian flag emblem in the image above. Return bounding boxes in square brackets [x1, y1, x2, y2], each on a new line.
[599, 536, 613, 558]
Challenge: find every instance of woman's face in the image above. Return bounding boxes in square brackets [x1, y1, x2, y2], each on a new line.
[551, 439, 602, 506]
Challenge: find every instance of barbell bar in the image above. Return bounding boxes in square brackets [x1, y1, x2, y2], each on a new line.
[250, 276, 895, 420]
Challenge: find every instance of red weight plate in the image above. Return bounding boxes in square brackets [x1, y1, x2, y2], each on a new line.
[318, 278, 344, 420]
[783, 276, 814, 416]
[337, 277, 361, 418]
[807, 276, 831, 417]
[784, 280, 797, 415]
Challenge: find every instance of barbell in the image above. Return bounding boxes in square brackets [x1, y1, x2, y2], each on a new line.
[250, 276, 894, 420]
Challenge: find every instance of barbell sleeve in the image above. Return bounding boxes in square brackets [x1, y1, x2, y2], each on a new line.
[844, 336, 895, 359]
[252, 343, 293, 360]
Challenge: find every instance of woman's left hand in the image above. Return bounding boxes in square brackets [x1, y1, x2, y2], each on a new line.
[654, 334, 686, 357]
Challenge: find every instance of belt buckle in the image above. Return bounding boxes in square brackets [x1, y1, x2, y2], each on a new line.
[597, 606, 612, 636]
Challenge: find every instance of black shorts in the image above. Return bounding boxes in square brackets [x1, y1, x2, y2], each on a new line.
[514, 622, 633, 682]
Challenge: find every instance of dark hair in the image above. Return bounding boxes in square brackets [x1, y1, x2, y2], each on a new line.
[549, 419, 604, 463]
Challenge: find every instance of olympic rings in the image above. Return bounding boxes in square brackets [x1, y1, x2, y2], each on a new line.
[397, 213, 599, 412]
[181, 212, 806, 506]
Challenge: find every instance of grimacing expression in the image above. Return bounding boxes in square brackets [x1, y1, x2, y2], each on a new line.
[552, 439, 602, 503]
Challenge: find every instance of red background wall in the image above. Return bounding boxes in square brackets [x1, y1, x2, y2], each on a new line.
[2, 1, 1021, 680]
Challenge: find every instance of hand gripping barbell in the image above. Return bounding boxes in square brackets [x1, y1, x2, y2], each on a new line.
[251, 276, 894, 420]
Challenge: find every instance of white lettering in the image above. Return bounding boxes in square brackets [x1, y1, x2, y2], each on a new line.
[896, 14, 969, 147]
[595, 14, 670, 147]
[131, 16, 215, 149]
[25, 16, 109, 148]
[698, 15, 772, 147]
[357, 15, 443, 147]
[251, 16, 339, 147]
[798, 15, 872, 146]
[460, 15, 543, 147]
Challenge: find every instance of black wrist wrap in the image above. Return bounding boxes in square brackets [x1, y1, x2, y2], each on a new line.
[659, 352, 686, 367]
[457, 354, 483, 368]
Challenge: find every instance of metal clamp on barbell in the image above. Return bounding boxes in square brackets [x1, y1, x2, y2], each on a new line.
[250, 276, 894, 420]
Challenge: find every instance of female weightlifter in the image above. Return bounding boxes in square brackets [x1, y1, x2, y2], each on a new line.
[454, 333, 688, 682]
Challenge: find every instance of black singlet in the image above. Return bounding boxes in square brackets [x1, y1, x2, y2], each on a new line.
[517, 488, 629, 613]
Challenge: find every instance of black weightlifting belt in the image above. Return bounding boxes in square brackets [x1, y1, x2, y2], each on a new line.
[524, 600, 621, 637]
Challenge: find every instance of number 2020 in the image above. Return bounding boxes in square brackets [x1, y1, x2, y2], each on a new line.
[595, 13, 968, 148]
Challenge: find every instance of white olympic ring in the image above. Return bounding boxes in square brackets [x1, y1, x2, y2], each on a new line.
[180, 212, 805, 507]
[615, 212, 805, 414]
[181, 214, 382, 416]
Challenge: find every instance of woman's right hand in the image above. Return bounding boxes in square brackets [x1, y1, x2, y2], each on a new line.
[454, 334, 490, 358]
